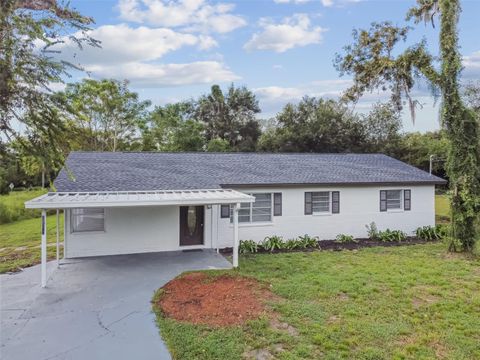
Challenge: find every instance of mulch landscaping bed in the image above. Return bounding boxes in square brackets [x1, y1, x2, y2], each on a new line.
[153, 272, 273, 327]
[220, 237, 438, 255]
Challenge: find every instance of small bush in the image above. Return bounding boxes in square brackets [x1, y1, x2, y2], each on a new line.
[335, 234, 357, 243]
[262, 235, 285, 252]
[297, 234, 319, 249]
[284, 239, 303, 250]
[365, 222, 379, 240]
[239, 240, 258, 254]
[415, 225, 447, 241]
[378, 229, 407, 242]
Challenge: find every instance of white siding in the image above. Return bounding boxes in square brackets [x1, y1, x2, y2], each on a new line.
[65, 185, 436, 258]
[216, 185, 435, 247]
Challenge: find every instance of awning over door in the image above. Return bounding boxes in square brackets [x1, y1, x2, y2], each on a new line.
[25, 189, 254, 209]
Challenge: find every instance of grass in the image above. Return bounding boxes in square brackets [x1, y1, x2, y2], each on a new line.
[435, 194, 450, 224]
[0, 188, 63, 273]
[0, 188, 47, 224]
[154, 243, 480, 360]
[0, 215, 64, 273]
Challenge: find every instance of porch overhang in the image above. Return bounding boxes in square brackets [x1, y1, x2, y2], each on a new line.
[25, 189, 254, 209]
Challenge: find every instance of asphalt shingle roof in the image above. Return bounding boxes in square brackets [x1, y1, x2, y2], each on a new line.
[54, 152, 446, 192]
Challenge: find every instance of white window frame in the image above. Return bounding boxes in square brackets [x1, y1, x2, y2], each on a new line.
[385, 189, 403, 211]
[230, 192, 273, 224]
[312, 191, 331, 215]
[70, 208, 106, 233]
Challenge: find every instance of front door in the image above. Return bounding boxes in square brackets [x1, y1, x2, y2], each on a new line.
[179, 206, 204, 246]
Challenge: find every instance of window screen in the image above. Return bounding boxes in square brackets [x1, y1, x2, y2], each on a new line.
[71, 208, 105, 233]
[229, 193, 272, 223]
[386, 190, 402, 209]
[312, 192, 330, 213]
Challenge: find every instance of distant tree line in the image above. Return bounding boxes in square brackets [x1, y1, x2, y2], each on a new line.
[2, 78, 474, 193]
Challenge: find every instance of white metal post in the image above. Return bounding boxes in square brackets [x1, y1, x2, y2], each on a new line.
[41, 209, 47, 287]
[63, 209, 66, 259]
[56, 209, 59, 268]
[232, 203, 239, 268]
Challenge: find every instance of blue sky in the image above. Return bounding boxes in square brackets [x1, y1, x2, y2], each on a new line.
[63, 0, 480, 133]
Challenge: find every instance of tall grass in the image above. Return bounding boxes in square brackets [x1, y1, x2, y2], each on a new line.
[0, 189, 47, 224]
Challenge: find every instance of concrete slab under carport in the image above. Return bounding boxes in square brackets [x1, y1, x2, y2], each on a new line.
[1, 250, 232, 360]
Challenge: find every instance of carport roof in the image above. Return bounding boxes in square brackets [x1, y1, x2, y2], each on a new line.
[25, 189, 254, 209]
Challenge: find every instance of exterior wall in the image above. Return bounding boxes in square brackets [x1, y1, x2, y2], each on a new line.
[215, 185, 436, 247]
[65, 184, 436, 258]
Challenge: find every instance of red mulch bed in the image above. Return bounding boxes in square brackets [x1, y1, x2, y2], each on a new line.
[154, 272, 272, 327]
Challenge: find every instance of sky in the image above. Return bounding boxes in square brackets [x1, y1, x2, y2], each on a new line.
[60, 0, 480, 133]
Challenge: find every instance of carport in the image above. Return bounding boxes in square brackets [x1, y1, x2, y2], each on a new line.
[25, 189, 254, 287]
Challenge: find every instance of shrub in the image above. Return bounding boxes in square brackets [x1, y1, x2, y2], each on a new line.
[416, 225, 448, 241]
[378, 229, 407, 242]
[239, 240, 258, 254]
[365, 222, 379, 240]
[262, 235, 285, 252]
[335, 234, 357, 243]
[297, 234, 319, 249]
[284, 239, 303, 250]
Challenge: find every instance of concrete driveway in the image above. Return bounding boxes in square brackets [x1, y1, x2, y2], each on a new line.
[1, 250, 231, 360]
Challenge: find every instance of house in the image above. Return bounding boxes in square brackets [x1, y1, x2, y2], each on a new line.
[25, 152, 446, 287]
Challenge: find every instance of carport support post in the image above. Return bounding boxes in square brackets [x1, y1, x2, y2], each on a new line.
[232, 203, 239, 268]
[41, 209, 47, 287]
[56, 209, 59, 268]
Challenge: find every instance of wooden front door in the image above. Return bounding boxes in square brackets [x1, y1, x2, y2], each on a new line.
[179, 206, 204, 246]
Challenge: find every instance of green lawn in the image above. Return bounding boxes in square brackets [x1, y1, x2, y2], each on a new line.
[0, 188, 47, 224]
[0, 189, 63, 273]
[435, 194, 450, 224]
[155, 243, 480, 360]
[0, 215, 64, 273]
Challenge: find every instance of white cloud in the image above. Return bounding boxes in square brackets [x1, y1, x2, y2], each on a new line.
[463, 50, 480, 79]
[53, 24, 217, 66]
[244, 14, 326, 53]
[254, 79, 352, 114]
[117, 0, 246, 33]
[86, 61, 239, 87]
[273, 0, 311, 4]
[45, 24, 238, 87]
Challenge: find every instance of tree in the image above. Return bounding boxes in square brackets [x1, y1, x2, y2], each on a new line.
[335, 0, 480, 252]
[193, 84, 261, 151]
[362, 102, 403, 156]
[257, 97, 367, 153]
[0, 0, 98, 165]
[60, 79, 151, 151]
[399, 131, 449, 177]
[144, 102, 205, 152]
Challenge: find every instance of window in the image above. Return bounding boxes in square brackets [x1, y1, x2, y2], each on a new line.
[312, 192, 330, 213]
[71, 208, 105, 233]
[380, 190, 410, 211]
[305, 191, 340, 215]
[386, 190, 402, 209]
[230, 193, 273, 223]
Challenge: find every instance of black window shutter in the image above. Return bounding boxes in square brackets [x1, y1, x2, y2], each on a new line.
[305, 192, 313, 215]
[380, 190, 387, 212]
[220, 204, 230, 218]
[273, 193, 282, 216]
[404, 189, 411, 211]
[332, 191, 340, 214]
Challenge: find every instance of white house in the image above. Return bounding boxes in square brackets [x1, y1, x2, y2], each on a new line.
[25, 152, 446, 287]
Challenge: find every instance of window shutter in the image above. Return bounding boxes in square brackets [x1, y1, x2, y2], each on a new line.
[380, 190, 387, 212]
[332, 191, 340, 214]
[305, 192, 313, 215]
[220, 204, 230, 218]
[404, 189, 411, 211]
[273, 193, 282, 216]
